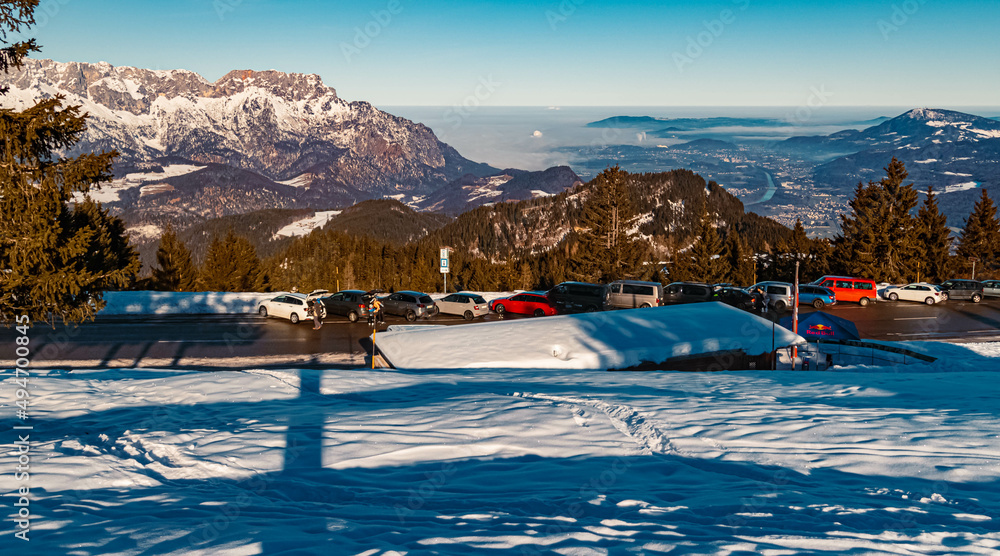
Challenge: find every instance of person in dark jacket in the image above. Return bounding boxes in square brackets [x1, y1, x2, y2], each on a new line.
[751, 286, 769, 315]
[308, 298, 323, 330]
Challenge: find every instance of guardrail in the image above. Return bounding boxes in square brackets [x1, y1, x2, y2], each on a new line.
[816, 339, 937, 366]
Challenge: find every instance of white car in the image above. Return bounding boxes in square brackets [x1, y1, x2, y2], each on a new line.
[436, 293, 490, 320]
[883, 283, 944, 305]
[258, 292, 311, 323]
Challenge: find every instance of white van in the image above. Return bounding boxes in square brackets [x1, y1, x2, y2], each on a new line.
[605, 280, 663, 309]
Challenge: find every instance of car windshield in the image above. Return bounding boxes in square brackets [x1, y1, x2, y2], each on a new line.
[470, 295, 486, 304]
[419, 295, 433, 304]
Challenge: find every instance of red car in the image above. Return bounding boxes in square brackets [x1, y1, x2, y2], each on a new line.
[489, 292, 558, 317]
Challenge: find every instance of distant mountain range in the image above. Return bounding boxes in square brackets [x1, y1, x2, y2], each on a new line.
[2, 59, 577, 236]
[583, 108, 1000, 229]
[783, 107, 1000, 178]
[782, 108, 1000, 222]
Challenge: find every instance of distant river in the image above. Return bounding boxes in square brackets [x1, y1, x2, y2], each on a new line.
[745, 172, 778, 206]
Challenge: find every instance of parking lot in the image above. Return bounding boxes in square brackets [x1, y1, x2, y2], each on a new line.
[9, 293, 1000, 367]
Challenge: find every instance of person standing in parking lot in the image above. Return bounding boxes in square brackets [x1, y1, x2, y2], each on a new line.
[752, 286, 768, 315]
[370, 296, 384, 325]
[308, 298, 323, 330]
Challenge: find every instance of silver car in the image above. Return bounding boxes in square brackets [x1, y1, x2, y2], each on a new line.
[436, 293, 490, 320]
[982, 280, 1000, 298]
[382, 290, 439, 322]
[747, 281, 795, 313]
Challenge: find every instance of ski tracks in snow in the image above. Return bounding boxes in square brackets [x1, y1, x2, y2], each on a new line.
[511, 392, 686, 456]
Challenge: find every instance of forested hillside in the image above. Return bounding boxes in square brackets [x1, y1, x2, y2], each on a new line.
[426, 168, 791, 261]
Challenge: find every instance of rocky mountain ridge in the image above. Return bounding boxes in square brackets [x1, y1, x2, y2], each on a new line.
[2, 59, 542, 230]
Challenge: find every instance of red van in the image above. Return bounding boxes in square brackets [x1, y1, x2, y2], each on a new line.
[811, 276, 879, 306]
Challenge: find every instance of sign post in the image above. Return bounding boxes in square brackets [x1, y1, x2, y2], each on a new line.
[440, 247, 450, 294]
[793, 260, 800, 370]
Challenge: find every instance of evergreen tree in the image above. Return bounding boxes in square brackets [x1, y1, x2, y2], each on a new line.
[571, 165, 647, 282]
[0, 1, 38, 93]
[956, 188, 1000, 278]
[833, 158, 918, 282]
[1, 1, 139, 324]
[772, 219, 829, 282]
[151, 225, 197, 291]
[687, 208, 727, 283]
[722, 231, 754, 286]
[341, 259, 356, 291]
[517, 261, 534, 291]
[201, 230, 266, 292]
[915, 185, 954, 282]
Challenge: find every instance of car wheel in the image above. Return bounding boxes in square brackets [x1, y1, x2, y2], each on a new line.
[640, 303, 652, 308]
[289, 313, 300, 324]
[348, 311, 359, 323]
[773, 301, 786, 313]
[812, 299, 825, 309]
[972, 293, 983, 303]
[859, 297, 870, 307]
[925, 297, 935, 305]
[463, 310, 474, 321]
[405, 310, 417, 322]
[533, 308, 545, 317]
[495, 304, 506, 314]
[258, 306, 268, 318]
[941, 292, 949, 301]
[888, 292, 898, 301]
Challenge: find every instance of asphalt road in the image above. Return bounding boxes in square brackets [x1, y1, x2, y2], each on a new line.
[5, 299, 1000, 365]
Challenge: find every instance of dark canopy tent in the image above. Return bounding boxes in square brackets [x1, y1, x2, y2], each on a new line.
[779, 311, 861, 342]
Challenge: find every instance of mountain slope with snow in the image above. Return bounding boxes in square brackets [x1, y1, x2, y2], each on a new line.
[2, 58, 498, 222]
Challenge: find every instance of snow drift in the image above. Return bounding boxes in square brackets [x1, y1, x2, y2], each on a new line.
[99, 291, 275, 315]
[374, 302, 805, 370]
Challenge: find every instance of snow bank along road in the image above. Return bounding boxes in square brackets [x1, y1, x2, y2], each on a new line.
[8, 298, 1000, 367]
[3, 342, 1000, 554]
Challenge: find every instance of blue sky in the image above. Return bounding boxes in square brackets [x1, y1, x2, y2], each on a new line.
[19, 0, 1000, 106]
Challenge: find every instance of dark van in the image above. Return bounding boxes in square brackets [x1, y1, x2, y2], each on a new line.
[662, 282, 714, 305]
[546, 281, 608, 314]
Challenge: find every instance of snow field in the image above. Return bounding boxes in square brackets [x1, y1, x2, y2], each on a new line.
[6, 342, 1000, 554]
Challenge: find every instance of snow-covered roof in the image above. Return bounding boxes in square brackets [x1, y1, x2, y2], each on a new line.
[374, 302, 805, 370]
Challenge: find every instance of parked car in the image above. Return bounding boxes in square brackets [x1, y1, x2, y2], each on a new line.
[319, 290, 370, 322]
[490, 292, 558, 317]
[662, 282, 714, 305]
[258, 292, 309, 324]
[546, 282, 608, 313]
[883, 283, 944, 305]
[811, 275, 879, 306]
[797, 285, 836, 309]
[436, 292, 490, 320]
[747, 281, 795, 313]
[382, 290, 439, 321]
[713, 287, 754, 311]
[938, 279, 984, 303]
[605, 279, 663, 309]
[982, 280, 1000, 297]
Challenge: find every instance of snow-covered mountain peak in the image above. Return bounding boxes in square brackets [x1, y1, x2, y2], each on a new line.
[208, 69, 335, 102]
[0, 57, 499, 220]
